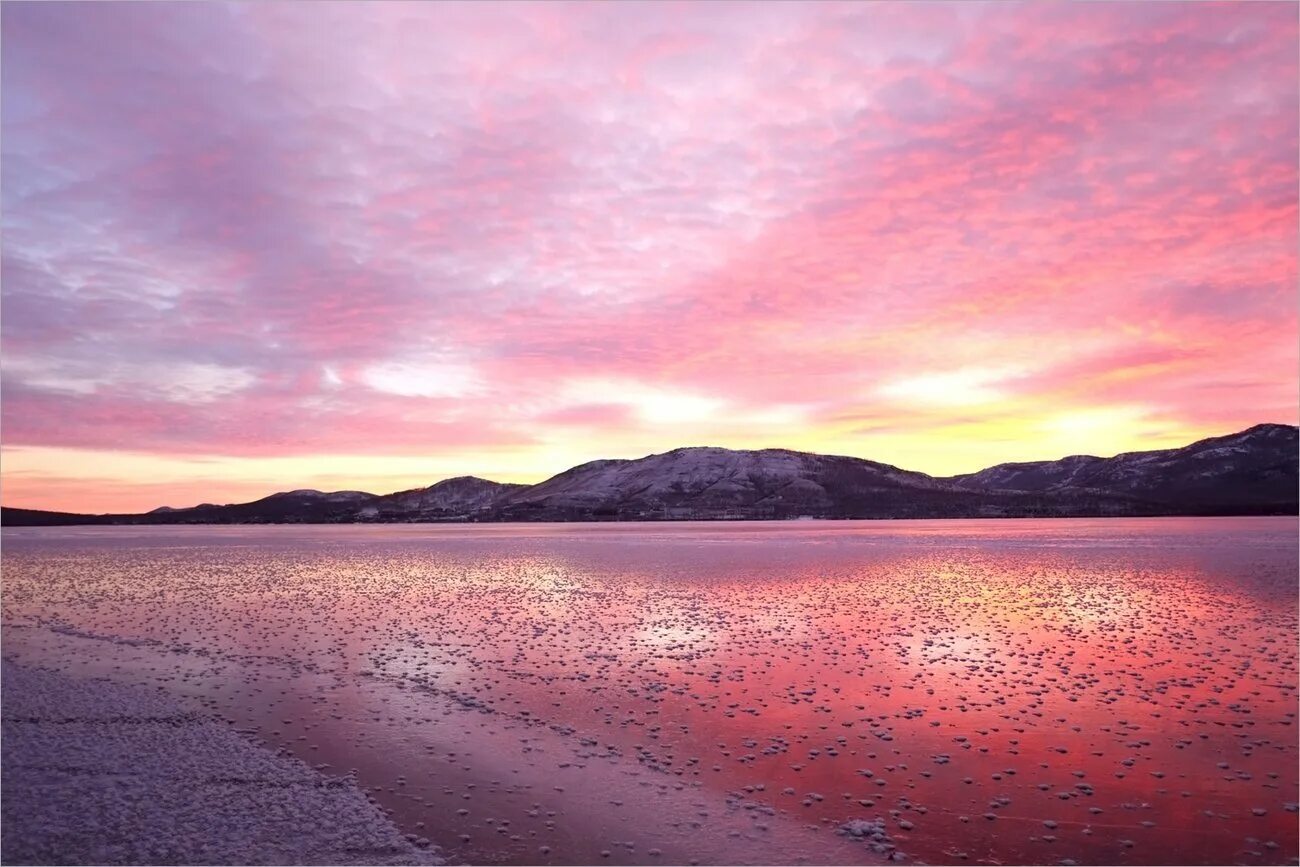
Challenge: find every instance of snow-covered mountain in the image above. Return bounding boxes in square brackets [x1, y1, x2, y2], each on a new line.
[945, 423, 1297, 507]
[127, 489, 383, 524]
[368, 476, 526, 519]
[495, 446, 970, 519]
[3, 424, 1295, 525]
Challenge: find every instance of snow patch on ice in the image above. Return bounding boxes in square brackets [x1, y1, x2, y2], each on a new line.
[1, 661, 443, 866]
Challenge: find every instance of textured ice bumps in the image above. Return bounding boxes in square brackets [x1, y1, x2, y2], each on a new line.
[0, 662, 443, 866]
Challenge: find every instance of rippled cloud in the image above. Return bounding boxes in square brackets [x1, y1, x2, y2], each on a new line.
[2, 2, 1296, 510]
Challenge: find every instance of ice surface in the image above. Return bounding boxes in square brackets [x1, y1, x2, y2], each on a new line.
[1, 661, 443, 866]
[2, 517, 1296, 866]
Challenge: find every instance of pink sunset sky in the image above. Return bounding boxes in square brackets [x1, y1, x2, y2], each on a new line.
[2, 1, 1297, 514]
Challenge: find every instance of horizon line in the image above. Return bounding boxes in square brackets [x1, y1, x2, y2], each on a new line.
[3, 420, 1292, 517]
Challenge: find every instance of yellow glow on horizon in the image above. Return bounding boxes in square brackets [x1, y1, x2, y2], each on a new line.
[0, 404, 1227, 514]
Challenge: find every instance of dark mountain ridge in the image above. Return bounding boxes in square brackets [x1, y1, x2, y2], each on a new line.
[947, 423, 1296, 507]
[3, 423, 1295, 525]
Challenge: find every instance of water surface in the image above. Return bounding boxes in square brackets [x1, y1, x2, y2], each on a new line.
[3, 518, 1296, 865]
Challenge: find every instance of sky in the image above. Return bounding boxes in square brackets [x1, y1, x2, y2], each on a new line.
[2, 1, 1297, 514]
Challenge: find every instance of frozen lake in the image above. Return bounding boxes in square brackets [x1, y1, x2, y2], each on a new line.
[2, 518, 1297, 865]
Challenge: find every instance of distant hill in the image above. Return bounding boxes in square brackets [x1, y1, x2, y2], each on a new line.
[365, 476, 528, 520]
[3, 424, 1295, 526]
[946, 423, 1297, 507]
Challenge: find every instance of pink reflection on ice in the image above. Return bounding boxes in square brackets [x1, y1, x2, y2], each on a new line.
[2, 517, 1296, 865]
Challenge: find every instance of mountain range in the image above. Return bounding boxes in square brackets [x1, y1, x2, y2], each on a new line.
[3, 423, 1295, 526]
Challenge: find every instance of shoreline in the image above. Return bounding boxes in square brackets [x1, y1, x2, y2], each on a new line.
[0, 660, 445, 866]
[3, 509, 1297, 529]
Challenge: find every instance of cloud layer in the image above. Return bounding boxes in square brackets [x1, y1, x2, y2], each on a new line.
[2, 2, 1296, 511]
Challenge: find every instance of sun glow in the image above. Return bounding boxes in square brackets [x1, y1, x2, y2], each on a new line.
[877, 367, 1026, 407]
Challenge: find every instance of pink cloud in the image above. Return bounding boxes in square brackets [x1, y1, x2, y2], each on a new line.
[1, 1, 1295, 509]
